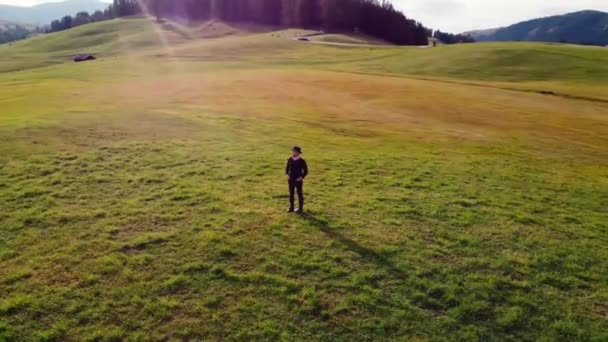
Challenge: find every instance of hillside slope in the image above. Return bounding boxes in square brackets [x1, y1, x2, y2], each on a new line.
[0, 0, 107, 24]
[468, 10, 608, 46]
[0, 16, 607, 341]
[1, 18, 607, 100]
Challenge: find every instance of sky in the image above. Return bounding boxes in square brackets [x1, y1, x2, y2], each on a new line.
[0, 0, 607, 33]
[392, 0, 608, 32]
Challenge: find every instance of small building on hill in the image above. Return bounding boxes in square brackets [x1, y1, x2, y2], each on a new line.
[73, 54, 96, 62]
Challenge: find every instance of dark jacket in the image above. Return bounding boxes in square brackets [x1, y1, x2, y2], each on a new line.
[286, 157, 308, 181]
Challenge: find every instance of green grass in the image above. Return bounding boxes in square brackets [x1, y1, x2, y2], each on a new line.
[307, 33, 391, 45]
[0, 18, 607, 340]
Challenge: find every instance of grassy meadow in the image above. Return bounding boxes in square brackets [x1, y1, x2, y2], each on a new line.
[0, 18, 607, 340]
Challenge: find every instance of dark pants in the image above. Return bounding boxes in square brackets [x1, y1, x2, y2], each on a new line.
[288, 180, 304, 210]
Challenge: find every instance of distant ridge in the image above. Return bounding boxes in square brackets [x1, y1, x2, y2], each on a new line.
[0, 0, 107, 24]
[466, 10, 608, 46]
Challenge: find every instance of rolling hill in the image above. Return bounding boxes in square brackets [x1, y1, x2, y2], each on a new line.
[0, 0, 108, 24]
[0, 17, 607, 340]
[2, 18, 607, 99]
[467, 10, 608, 46]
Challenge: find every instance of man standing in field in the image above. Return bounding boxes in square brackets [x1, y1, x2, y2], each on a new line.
[286, 146, 308, 213]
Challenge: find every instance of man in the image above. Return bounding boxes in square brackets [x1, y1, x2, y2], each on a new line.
[285, 146, 308, 213]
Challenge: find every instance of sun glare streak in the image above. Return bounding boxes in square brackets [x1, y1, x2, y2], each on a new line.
[135, 0, 176, 58]
[113, 0, 182, 104]
[106, 0, 183, 114]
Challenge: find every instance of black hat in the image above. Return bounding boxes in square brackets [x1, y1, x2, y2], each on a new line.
[292, 146, 302, 153]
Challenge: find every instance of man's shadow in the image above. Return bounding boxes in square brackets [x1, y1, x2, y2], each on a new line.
[300, 213, 407, 280]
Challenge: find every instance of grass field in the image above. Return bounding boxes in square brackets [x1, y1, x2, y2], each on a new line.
[305, 33, 391, 45]
[1, 18, 607, 340]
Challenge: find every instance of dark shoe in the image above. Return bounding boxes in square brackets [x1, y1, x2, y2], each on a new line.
[295, 208, 303, 214]
[288, 207, 295, 213]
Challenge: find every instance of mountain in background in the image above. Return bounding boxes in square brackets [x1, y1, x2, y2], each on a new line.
[466, 10, 608, 46]
[0, 0, 108, 24]
[0, 19, 37, 44]
[0, 19, 35, 29]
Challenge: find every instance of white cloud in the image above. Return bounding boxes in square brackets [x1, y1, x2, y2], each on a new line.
[392, 0, 608, 32]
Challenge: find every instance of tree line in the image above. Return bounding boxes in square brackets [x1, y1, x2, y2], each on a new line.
[0, 24, 37, 44]
[45, 0, 474, 46]
[48, 0, 140, 33]
[139, 0, 430, 45]
[433, 30, 474, 44]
